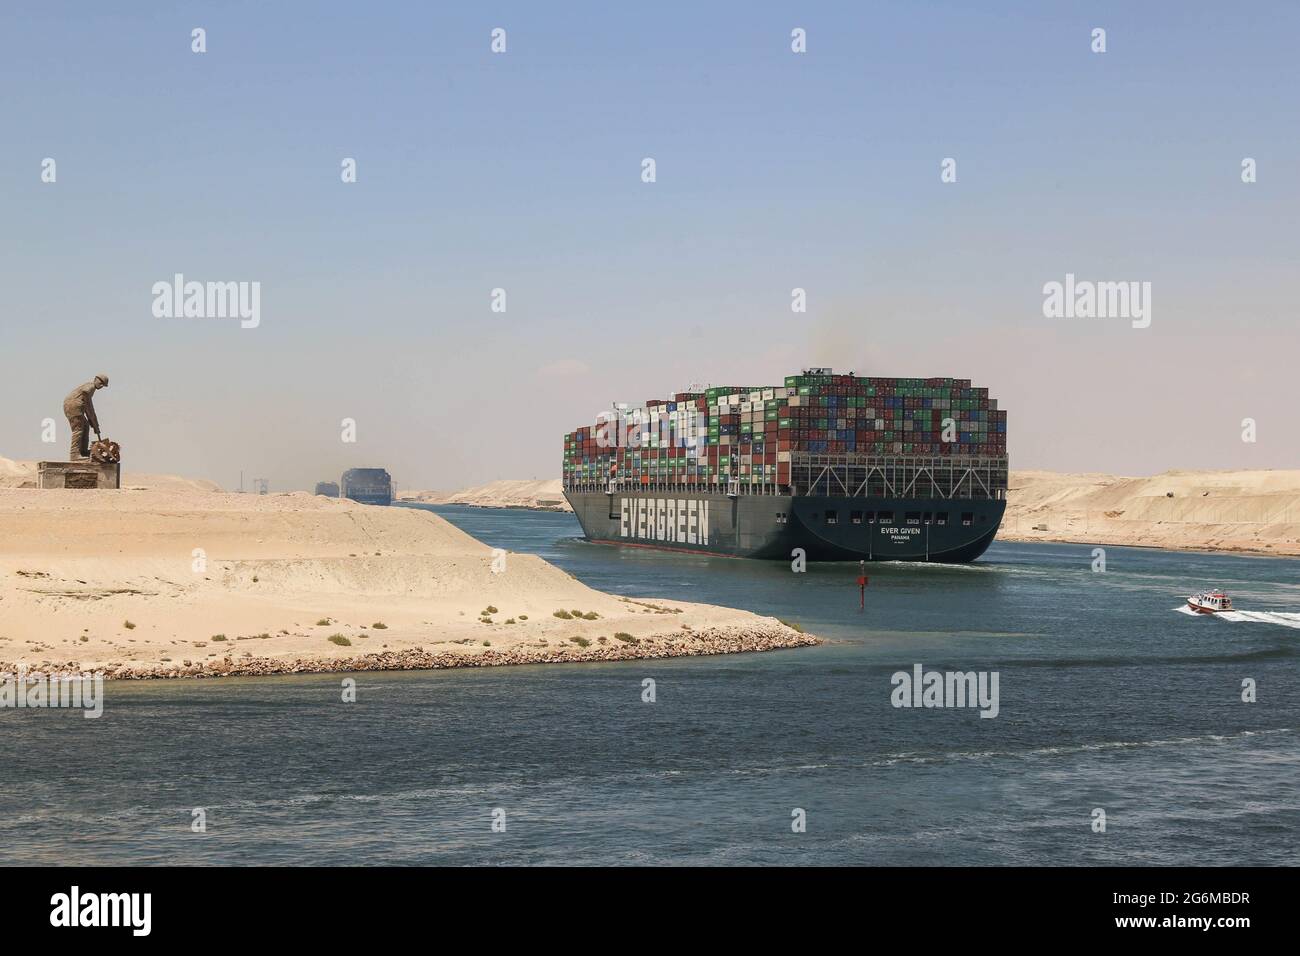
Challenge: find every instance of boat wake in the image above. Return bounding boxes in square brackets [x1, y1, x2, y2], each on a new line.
[1173, 606, 1300, 629]
[1220, 609, 1300, 629]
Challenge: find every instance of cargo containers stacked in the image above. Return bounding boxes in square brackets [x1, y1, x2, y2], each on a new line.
[778, 371, 1007, 473]
[563, 371, 1007, 492]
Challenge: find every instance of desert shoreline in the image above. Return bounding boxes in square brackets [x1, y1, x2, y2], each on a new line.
[0, 485, 816, 681]
[0, 623, 816, 681]
[1001, 469, 1300, 558]
[996, 529, 1299, 559]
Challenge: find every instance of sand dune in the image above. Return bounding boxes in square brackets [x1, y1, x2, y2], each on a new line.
[0, 487, 812, 678]
[1002, 469, 1300, 556]
[399, 478, 570, 511]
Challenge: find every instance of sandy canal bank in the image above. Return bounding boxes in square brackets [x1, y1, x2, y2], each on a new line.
[398, 479, 571, 511]
[0, 487, 815, 679]
[1001, 469, 1300, 557]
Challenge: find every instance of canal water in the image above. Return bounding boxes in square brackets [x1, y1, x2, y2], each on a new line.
[1, 505, 1295, 865]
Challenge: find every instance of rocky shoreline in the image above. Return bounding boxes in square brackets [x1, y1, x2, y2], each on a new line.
[2, 621, 818, 681]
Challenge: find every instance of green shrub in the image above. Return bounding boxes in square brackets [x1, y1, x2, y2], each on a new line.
[316, 618, 331, 626]
[372, 622, 387, 629]
[123, 620, 136, 630]
[211, 634, 227, 642]
[613, 632, 636, 643]
[570, 637, 591, 648]
[327, 634, 351, 647]
[553, 610, 573, 620]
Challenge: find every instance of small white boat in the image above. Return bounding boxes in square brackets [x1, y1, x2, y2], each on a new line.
[1187, 589, 1233, 614]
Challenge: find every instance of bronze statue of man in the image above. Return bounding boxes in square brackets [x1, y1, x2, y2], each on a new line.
[63, 374, 109, 461]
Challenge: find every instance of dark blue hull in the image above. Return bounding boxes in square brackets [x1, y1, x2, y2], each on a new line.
[565, 491, 1003, 562]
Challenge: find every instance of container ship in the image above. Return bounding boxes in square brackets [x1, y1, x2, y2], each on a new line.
[562, 369, 1007, 562]
[340, 467, 393, 506]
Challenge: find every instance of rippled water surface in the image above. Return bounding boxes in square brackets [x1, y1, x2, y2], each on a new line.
[1, 505, 1295, 865]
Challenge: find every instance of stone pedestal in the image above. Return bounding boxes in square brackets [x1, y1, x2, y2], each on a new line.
[37, 461, 121, 490]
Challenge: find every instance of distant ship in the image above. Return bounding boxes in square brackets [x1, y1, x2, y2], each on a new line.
[314, 481, 340, 497]
[563, 369, 1007, 562]
[340, 468, 393, 506]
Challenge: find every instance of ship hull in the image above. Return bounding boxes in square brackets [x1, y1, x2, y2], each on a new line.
[565, 490, 1004, 562]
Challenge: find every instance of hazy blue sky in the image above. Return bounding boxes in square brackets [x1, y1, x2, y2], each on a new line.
[2, 1, 1296, 490]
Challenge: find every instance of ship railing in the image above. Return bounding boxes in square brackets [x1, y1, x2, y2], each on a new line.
[563, 479, 1007, 500]
[564, 464, 1009, 501]
[790, 453, 1008, 501]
